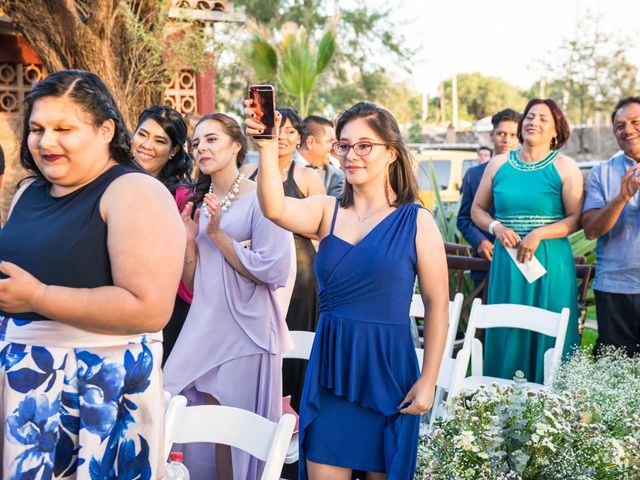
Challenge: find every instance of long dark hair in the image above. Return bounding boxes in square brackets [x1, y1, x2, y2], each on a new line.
[191, 113, 248, 209]
[135, 105, 193, 195]
[335, 102, 419, 208]
[20, 70, 139, 180]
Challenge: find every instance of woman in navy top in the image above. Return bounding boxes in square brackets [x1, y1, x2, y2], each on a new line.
[0, 70, 184, 479]
[245, 101, 449, 480]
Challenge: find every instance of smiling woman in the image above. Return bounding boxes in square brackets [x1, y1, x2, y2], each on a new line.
[132, 105, 194, 365]
[471, 98, 582, 384]
[0, 70, 185, 479]
[163, 113, 293, 479]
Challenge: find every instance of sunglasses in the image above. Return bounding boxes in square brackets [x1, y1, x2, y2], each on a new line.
[331, 141, 388, 157]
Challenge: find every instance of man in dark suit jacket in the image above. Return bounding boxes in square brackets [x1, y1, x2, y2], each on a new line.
[457, 108, 522, 286]
[299, 115, 345, 198]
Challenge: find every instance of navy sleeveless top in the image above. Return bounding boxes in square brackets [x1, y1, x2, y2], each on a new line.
[0, 165, 136, 320]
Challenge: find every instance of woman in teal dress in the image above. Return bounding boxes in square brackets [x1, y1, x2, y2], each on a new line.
[472, 98, 583, 384]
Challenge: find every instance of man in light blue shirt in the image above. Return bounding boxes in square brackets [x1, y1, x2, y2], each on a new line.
[583, 96, 640, 355]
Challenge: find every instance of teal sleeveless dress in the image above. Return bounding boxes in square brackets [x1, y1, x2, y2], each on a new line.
[484, 149, 580, 384]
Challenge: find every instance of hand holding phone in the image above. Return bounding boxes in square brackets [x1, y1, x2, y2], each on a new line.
[247, 84, 276, 140]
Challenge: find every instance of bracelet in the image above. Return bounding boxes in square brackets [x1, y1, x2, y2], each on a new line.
[184, 258, 194, 264]
[488, 220, 501, 235]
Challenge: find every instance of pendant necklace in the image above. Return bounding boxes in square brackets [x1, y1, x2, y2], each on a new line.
[354, 205, 388, 223]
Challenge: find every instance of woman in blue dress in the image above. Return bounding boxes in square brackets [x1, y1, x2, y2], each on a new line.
[245, 101, 449, 479]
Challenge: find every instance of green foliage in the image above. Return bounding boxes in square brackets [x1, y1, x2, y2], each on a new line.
[420, 369, 640, 478]
[244, 25, 336, 117]
[408, 123, 423, 143]
[223, 0, 415, 116]
[534, 10, 638, 131]
[245, 36, 278, 81]
[568, 230, 596, 263]
[438, 72, 528, 122]
[554, 346, 640, 439]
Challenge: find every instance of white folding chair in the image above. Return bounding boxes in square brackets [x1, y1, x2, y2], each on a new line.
[282, 330, 315, 361]
[460, 298, 570, 392]
[164, 395, 296, 480]
[415, 346, 470, 432]
[411, 292, 464, 422]
[164, 390, 172, 412]
[281, 330, 315, 465]
[411, 292, 463, 354]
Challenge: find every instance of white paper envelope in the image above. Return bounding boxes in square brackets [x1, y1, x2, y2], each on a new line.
[505, 247, 547, 284]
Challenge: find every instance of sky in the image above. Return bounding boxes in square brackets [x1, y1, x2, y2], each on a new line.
[391, 0, 640, 95]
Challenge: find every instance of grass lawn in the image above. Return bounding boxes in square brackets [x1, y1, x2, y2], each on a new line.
[581, 327, 598, 348]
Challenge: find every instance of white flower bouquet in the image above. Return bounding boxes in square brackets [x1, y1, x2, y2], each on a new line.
[418, 351, 640, 479]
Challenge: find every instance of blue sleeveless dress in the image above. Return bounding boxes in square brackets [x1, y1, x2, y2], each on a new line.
[298, 200, 421, 479]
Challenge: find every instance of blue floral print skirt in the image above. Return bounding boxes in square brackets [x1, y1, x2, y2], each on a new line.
[0, 316, 164, 480]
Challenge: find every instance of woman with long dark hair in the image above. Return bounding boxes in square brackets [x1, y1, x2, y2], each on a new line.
[472, 98, 583, 383]
[245, 101, 449, 480]
[132, 104, 193, 364]
[164, 113, 292, 479]
[0, 70, 184, 478]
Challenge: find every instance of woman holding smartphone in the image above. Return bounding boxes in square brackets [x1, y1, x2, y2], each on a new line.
[245, 101, 448, 480]
[164, 113, 292, 480]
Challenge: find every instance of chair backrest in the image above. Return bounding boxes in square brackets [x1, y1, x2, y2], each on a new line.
[164, 395, 296, 480]
[283, 330, 315, 360]
[164, 390, 172, 412]
[415, 346, 468, 395]
[410, 292, 464, 357]
[464, 298, 570, 385]
[416, 346, 470, 431]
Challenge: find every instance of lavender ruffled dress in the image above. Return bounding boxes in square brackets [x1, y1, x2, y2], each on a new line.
[163, 190, 293, 479]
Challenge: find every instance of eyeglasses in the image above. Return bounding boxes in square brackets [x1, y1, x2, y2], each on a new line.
[331, 141, 388, 157]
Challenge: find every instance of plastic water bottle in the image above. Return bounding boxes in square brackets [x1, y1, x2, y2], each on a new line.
[165, 451, 190, 480]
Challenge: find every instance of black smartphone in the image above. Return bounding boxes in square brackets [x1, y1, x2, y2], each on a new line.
[248, 84, 276, 140]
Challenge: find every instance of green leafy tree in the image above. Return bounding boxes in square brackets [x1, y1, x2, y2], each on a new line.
[438, 73, 527, 122]
[0, 0, 211, 126]
[244, 23, 336, 117]
[534, 10, 638, 152]
[222, 0, 414, 115]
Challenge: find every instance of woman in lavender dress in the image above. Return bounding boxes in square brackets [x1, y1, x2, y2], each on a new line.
[163, 113, 293, 480]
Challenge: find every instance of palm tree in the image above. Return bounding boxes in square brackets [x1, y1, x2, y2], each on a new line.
[245, 22, 336, 117]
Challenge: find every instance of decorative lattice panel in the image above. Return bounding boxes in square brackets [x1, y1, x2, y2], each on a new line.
[0, 63, 46, 113]
[163, 69, 198, 115]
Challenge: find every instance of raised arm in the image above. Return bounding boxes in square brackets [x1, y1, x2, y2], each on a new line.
[582, 164, 640, 240]
[245, 105, 332, 236]
[0, 173, 185, 335]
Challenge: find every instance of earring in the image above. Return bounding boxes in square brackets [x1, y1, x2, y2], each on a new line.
[551, 137, 558, 150]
